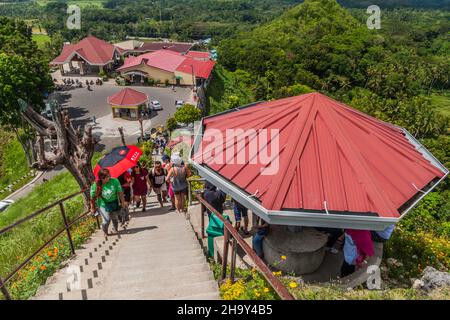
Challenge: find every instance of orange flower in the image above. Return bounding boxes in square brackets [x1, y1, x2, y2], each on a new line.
[31, 266, 36, 271]
[40, 265, 46, 271]
[47, 251, 53, 257]
[54, 247, 59, 255]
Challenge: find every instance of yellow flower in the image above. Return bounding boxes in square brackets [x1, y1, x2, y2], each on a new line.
[289, 282, 298, 289]
[281, 255, 287, 260]
[263, 287, 269, 293]
[254, 290, 260, 297]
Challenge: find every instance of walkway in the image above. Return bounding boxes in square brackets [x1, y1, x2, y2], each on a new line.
[32, 194, 219, 300]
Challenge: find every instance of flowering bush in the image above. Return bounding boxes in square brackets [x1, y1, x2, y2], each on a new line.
[5, 216, 98, 300]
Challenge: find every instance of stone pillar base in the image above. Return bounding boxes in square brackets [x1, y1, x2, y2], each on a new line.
[263, 226, 328, 275]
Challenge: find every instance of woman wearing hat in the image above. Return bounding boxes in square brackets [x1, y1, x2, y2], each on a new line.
[166, 153, 191, 215]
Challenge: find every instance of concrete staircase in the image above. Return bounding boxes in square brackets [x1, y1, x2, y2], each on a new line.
[32, 195, 219, 300]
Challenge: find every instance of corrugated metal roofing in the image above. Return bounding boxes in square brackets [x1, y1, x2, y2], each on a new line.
[193, 92, 445, 219]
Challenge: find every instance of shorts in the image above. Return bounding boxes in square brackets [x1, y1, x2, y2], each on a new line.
[153, 186, 162, 195]
[173, 188, 187, 195]
[123, 188, 131, 202]
[233, 205, 248, 222]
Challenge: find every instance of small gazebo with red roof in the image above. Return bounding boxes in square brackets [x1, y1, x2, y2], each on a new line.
[190, 92, 448, 230]
[107, 88, 148, 120]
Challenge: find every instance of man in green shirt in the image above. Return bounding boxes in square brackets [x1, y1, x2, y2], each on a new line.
[90, 169, 126, 236]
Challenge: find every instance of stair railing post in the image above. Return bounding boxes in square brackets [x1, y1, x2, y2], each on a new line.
[230, 238, 237, 283]
[221, 228, 229, 281]
[0, 277, 12, 300]
[95, 215, 101, 229]
[59, 203, 76, 255]
[200, 201, 206, 239]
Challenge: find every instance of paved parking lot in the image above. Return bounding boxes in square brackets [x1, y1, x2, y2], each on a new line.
[56, 84, 192, 143]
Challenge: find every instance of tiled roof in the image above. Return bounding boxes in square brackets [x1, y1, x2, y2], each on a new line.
[107, 88, 148, 107]
[51, 35, 117, 65]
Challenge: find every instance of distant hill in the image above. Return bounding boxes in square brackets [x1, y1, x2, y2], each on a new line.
[339, 0, 450, 9]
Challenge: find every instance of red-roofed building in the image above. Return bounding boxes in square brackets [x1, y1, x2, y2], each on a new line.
[107, 88, 149, 120]
[117, 49, 215, 87]
[51, 36, 121, 76]
[190, 93, 448, 230]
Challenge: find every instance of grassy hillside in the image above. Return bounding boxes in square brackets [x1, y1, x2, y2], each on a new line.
[0, 130, 31, 199]
[206, 65, 256, 115]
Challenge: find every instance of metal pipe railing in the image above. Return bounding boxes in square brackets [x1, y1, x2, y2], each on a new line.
[195, 193, 294, 300]
[0, 190, 96, 300]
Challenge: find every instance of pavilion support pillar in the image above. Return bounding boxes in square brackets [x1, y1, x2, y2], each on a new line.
[59, 64, 65, 76]
[79, 62, 85, 75]
[263, 225, 328, 275]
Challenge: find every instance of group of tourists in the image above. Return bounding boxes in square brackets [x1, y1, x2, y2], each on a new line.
[202, 180, 395, 277]
[202, 182, 269, 258]
[89, 152, 191, 237]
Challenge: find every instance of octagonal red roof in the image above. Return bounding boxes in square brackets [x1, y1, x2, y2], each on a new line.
[193, 93, 446, 219]
[107, 88, 148, 107]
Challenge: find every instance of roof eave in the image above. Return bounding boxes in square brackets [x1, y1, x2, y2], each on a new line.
[189, 159, 398, 231]
[397, 128, 449, 219]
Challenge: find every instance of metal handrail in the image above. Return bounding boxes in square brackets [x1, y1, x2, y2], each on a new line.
[195, 193, 294, 300]
[0, 190, 100, 300]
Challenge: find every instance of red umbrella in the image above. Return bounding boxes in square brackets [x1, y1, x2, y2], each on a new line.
[93, 145, 143, 179]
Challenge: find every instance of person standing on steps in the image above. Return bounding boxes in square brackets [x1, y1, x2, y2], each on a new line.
[162, 154, 175, 210]
[149, 161, 167, 208]
[131, 163, 150, 212]
[203, 181, 226, 217]
[118, 169, 132, 226]
[90, 168, 126, 237]
[166, 153, 191, 215]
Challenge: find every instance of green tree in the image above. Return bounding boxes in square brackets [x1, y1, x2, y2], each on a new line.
[166, 117, 177, 135]
[174, 104, 202, 124]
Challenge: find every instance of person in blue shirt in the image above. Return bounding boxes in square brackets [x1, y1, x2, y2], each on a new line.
[371, 224, 395, 243]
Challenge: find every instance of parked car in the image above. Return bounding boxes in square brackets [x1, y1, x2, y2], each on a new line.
[0, 200, 14, 212]
[175, 100, 185, 109]
[150, 100, 162, 111]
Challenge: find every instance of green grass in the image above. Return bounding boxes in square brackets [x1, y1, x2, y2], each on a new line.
[0, 130, 32, 199]
[430, 91, 450, 118]
[32, 34, 50, 49]
[0, 152, 105, 299]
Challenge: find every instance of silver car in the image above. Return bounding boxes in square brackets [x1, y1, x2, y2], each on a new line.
[150, 100, 162, 111]
[0, 200, 14, 212]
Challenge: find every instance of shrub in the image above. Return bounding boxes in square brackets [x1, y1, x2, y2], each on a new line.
[138, 140, 154, 169]
[166, 117, 177, 133]
[174, 104, 202, 125]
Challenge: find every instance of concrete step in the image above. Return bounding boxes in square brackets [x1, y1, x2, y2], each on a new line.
[98, 262, 211, 281]
[118, 248, 204, 261]
[119, 233, 198, 244]
[113, 255, 207, 271]
[102, 279, 219, 300]
[120, 242, 200, 254]
[108, 270, 214, 290]
[171, 292, 220, 300]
